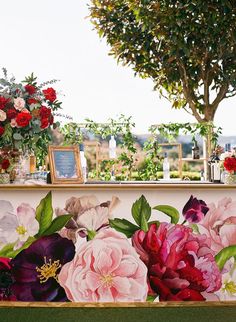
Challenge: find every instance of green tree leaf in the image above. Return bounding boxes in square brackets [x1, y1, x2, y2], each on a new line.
[131, 195, 151, 231]
[41, 214, 72, 236]
[35, 192, 53, 236]
[109, 218, 140, 238]
[153, 205, 180, 224]
[215, 245, 236, 271]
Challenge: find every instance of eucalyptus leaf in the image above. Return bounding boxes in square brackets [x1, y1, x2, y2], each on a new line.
[13, 133, 23, 140]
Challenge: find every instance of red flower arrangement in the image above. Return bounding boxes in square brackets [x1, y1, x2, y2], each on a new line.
[0, 148, 18, 173]
[0, 69, 62, 149]
[223, 157, 236, 172]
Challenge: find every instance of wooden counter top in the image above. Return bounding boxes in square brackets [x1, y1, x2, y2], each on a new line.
[0, 182, 235, 190]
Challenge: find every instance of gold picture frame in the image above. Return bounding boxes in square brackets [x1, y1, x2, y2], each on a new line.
[48, 145, 83, 184]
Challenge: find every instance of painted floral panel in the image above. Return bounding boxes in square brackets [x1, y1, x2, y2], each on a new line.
[0, 192, 236, 302]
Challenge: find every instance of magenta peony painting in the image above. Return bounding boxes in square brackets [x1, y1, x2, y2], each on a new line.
[0, 192, 236, 302]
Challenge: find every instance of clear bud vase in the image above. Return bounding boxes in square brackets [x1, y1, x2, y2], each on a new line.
[224, 171, 236, 185]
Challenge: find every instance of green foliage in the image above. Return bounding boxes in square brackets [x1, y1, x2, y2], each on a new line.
[35, 191, 53, 236]
[138, 136, 162, 180]
[215, 245, 236, 271]
[109, 218, 140, 237]
[61, 122, 84, 145]
[150, 122, 222, 148]
[109, 195, 180, 237]
[131, 195, 151, 231]
[153, 205, 180, 224]
[89, 1, 236, 123]
[0, 237, 36, 258]
[42, 215, 73, 236]
[35, 192, 72, 237]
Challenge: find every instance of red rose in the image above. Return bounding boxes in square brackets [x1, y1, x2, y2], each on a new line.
[224, 157, 236, 172]
[6, 108, 17, 120]
[1, 159, 10, 170]
[27, 98, 40, 105]
[40, 117, 49, 129]
[42, 87, 56, 102]
[0, 96, 10, 109]
[16, 112, 32, 127]
[0, 126, 5, 136]
[25, 84, 36, 95]
[39, 106, 52, 118]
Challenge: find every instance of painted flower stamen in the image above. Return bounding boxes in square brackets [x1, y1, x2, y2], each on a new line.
[36, 257, 61, 283]
[100, 274, 113, 288]
[16, 225, 27, 236]
[223, 281, 236, 295]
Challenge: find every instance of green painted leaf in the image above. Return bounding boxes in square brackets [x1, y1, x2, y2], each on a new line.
[0, 242, 15, 257]
[41, 214, 72, 236]
[215, 245, 236, 271]
[35, 192, 53, 236]
[87, 230, 97, 240]
[148, 220, 160, 228]
[131, 195, 151, 230]
[109, 218, 140, 238]
[190, 223, 200, 233]
[0, 237, 36, 258]
[153, 205, 180, 224]
[147, 295, 157, 302]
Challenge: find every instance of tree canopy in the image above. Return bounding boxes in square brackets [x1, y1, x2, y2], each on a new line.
[89, 0, 236, 123]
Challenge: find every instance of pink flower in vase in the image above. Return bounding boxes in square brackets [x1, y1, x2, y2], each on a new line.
[14, 98, 25, 111]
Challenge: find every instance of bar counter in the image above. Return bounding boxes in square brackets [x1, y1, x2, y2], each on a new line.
[0, 182, 236, 322]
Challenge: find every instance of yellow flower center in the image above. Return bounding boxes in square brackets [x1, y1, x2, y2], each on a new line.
[16, 225, 27, 235]
[100, 274, 113, 287]
[223, 281, 236, 294]
[36, 257, 61, 284]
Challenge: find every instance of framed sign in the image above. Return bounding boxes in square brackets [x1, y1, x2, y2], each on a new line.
[48, 146, 83, 184]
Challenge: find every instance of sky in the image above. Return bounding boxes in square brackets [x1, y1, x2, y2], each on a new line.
[0, 0, 235, 135]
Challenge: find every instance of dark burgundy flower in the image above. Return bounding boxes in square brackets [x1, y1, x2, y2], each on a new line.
[16, 111, 32, 127]
[6, 108, 17, 120]
[10, 233, 75, 301]
[25, 84, 36, 95]
[132, 223, 221, 301]
[0, 126, 4, 136]
[0, 257, 15, 301]
[1, 159, 10, 170]
[0, 96, 10, 110]
[182, 195, 209, 223]
[43, 87, 57, 102]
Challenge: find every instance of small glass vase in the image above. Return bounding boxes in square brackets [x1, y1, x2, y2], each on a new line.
[224, 172, 236, 185]
[0, 173, 10, 184]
